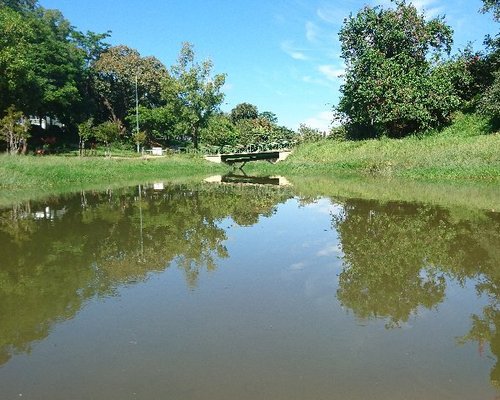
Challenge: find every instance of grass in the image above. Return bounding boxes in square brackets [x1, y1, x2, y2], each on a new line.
[247, 113, 500, 181]
[0, 154, 226, 206]
[1, 112, 499, 209]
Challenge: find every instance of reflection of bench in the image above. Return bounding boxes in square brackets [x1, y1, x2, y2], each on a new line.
[145, 147, 164, 156]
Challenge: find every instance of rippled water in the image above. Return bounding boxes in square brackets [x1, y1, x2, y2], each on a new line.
[0, 180, 499, 399]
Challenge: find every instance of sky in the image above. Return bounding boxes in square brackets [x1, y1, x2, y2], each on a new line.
[39, 0, 498, 131]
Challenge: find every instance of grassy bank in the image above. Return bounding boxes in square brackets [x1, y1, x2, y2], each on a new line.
[0, 154, 226, 206]
[1, 113, 499, 208]
[249, 113, 500, 181]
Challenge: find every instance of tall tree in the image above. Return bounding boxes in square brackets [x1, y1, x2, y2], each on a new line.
[0, 0, 37, 12]
[479, 0, 500, 128]
[0, 106, 30, 154]
[230, 102, 258, 124]
[335, 0, 458, 138]
[93, 45, 168, 129]
[0, 6, 85, 123]
[482, 0, 500, 21]
[164, 42, 226, 148]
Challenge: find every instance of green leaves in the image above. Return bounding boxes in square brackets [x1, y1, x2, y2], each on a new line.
[336, 1, 459, 138]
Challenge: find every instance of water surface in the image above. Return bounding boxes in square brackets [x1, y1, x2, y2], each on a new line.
[1, 180, 499, 399]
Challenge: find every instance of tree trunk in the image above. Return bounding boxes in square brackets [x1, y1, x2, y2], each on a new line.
[192, 126, 198, 149]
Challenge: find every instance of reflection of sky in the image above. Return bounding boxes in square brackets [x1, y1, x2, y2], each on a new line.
[1, 194, 497, 399]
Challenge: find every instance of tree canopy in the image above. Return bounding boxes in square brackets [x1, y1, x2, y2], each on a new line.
[335, 0, 460, 138]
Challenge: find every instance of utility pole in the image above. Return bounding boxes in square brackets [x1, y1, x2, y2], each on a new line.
[135, 74, 140, 153]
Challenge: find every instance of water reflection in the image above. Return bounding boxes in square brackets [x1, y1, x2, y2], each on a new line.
[204, 173, 291, 186]
[333, 198, 500, 385]
[1, 183, 500, 397]
[0, 183, 292, 367]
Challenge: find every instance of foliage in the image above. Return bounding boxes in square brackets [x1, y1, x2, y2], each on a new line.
[125, 105, 177, 146]
[93, 45, 168, 127]
[163, 42, 226, 148]
[93, 120, 121, 156]
[0, 105, 30, 154]
[234, 117, 295, 149]
[335, 1, 459, 138]
[478, 70, 500, 129]
[77, 118, 94, 156]
[0, 6, 85, 122]
[230, 102, 259, 124]
[259, 111, 278, 124]
[0, 0, 37, 12]
[200, 113, 238, 149]
[132, 129, 146, 147]
[478, 0, 500, 129]
[482, 0, 500, 21]
[297, 124, 324, 143]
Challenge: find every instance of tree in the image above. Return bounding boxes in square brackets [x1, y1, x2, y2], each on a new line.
[0, 106, 30, 154]
[0, 0, 37, 12]
[0, 6, 85, 124]
[164, 42, 226, 148]
[77, 118, 94, 156]
[335, 1, 457, 138]
[478, 0, 500, 129]
[93, 45, 168, 128]
[259, 111, 278, 124]
[200, 113, 238, 149]
[230, 102, 258, 124]
[94, 120, 120, 156]
[297, 124, 324, 143]
[482, 0, 500, 21]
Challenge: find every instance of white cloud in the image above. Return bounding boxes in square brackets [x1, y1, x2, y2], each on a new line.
[305, 21, 320, 43]
[317, 244, 342, 257]
[302, 110, 334, 132]
[374, 0, 445, 18]
[281, 41, 309, 60]
[318, 64, 344, 81]
[317, 6, 348, 24]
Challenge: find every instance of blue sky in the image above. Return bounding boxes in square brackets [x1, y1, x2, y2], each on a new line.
[39, 0, 498, 131]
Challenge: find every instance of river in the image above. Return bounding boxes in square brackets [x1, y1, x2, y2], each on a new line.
[0, 176, 499, 399]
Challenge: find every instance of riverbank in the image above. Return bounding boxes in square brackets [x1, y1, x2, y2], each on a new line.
[0, 154, 226, 206]
[1, 113, 499, 208]
[249, 113, 500, 181]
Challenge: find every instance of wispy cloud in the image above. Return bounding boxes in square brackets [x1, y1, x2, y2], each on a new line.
[305, 21, 320, 42]
[303, 110, 334, 132]
[317, 5, 349, 24]
[281, 41, 309, 60]
[317, 243, 342, 257]
[318, 64, 344, 81]
[374, 0, 445, 18]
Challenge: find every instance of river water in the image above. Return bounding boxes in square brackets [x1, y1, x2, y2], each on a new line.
[1, 178, 499, 399]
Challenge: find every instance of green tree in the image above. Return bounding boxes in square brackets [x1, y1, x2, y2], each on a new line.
[77, 118, 94, 156]
[93, 45, 168, 128]
[297, 124, 324, 143]
[0, 6, 85, 124]
[125, 104, 177, 146]
[164, 42, 226, 148]
[200, 113, 238, 149]
[335, 1, 457, 138]
[0, 0, 37, 12]
[94, 120, 120, 156]
[482, 0, 500, 21]
[259, 111, 278, 124]
[0, 105, 30, 154]
[478, 0, 500, 129]
[230, 102, 258, 124]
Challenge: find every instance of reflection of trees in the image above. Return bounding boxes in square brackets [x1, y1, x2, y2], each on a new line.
[334, 200, 500, 327]
[0, 183, 291, 366]
[333, 198, 500, 385]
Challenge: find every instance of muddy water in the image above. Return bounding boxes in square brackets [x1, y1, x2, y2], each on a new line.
[0, 181, 499, 399]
